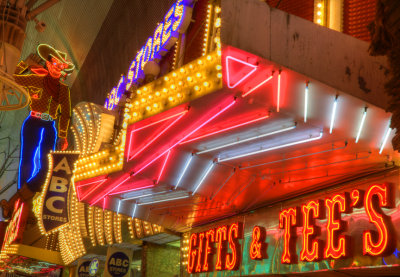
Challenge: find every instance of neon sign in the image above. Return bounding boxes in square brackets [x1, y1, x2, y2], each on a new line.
[105, 0, 193, 110]
[187, 223, 243, 273]
[249, 226, 268, 260]
[185, 183, 397, 273]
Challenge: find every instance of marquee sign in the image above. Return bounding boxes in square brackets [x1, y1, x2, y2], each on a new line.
[105, 0, 194, 110]
[187, 182, 397, 273]
[34, 151, 80, 234]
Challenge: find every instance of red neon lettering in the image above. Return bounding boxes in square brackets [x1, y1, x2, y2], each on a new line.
[363, 183, 395, 256]
[195, 232, 205, 272]
[249, 226, 268, 260]
[215, 226, 228, 271]
[350, 189, 364, 208]
[300, 200, 324, 262]
[203, 229, 215, 272]
[324, 193, 351, 259]
[279, 207, 301, 264]
[187, 233, 197, 273]
[226, 223, 243, 270]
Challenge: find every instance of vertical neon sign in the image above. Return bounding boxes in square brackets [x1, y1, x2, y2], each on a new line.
[105, 0, 193, 110]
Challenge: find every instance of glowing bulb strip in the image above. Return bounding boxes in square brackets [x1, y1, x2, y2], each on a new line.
[218, 132, 323, 162]
[138, 195, 189, 205]
[225, 56, 258, 89]
[175, 154, 193, 189]
[156, 150, 171, 184]
[277, 71, 281, 112]
[379, 124, 392, 154]
[197, 125, 296, 154]
[355, 108, 367, 143]
[242, 75, 273, 97]
[180, 115, 269, 144]
[304, 83, 309, 123]
[129, 113, 186, 160]
[329, 96, 338, 134]
[192, 162, 215, 195]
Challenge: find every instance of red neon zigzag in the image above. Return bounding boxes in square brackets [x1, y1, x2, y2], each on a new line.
[127, 113, 186, 161]
[126, 109, 188, 161]
[157, 150, 171, 184]
[88, 97, 236, 205]
[225, 56, 258, 89]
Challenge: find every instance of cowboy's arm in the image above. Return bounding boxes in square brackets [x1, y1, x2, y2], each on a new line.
[58, 85, 71, 138]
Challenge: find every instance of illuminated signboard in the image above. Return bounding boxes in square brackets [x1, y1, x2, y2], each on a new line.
[34, 151, 80, 234]
[187, 183, 396, 273]
[104, 0, 194, 110]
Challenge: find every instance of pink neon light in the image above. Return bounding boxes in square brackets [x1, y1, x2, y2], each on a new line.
[109, 184, 155, 196]
[157, 150, 171, 184]
[126, 110, 188, 160]
[128, 112, 186, 161]
[76, 186, 81, 200]
[242, 75, 273, 97]
[181, 115, 269, 144]
[80, 178, 108, 200]
[133, 110, 188, 133]
[103, 197, 107, 210]
[89, 175, 131, 205]
[89, 98, 236, 204]
[277, 71, 281, 112]
[76, 176, 108, 188]
[15, 202, 24, 240]
[225, 56, 258, 89]
[126, 126, 135, 162]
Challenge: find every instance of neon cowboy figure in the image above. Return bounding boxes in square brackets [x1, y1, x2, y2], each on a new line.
[0, 44, 74, 218]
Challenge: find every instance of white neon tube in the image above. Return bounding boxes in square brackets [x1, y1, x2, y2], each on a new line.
[138, 195, 189, 205]
[218, 132, 323, 162]
[379, 125, 392, 154]
[117, 199, 121, 214]
[197, 125, 296, 155]
[131, 204, 137, 218]
[329, 97, 338, 134]
[304, 84, 309, 123]
[355, 108, 367, 143]
[192, 162, 215, 195]
[175, 154, 194, 189]
[122, 193, 155, 201]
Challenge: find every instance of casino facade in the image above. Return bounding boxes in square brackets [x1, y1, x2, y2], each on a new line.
[0, 0, 399, 276]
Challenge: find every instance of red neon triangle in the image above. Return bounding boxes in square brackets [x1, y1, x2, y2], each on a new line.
[225, 56, 258, 88]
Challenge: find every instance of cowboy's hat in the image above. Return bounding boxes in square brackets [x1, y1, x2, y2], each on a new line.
[37, 44, 75, 73]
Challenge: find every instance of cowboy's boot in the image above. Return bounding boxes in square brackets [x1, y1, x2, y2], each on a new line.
[0, 184, 35, 219]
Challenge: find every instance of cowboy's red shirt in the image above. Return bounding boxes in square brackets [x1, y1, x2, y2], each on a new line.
[13, 61, 71, 138]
